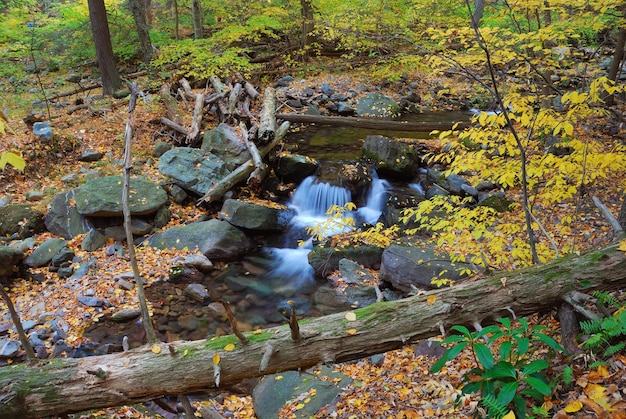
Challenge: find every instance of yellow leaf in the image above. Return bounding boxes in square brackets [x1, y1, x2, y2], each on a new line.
[151, 344, 161, 354]
[564, 400, 583, 413]
[502, 411, 516, 419]
[617, 239, 626, 252]
[596, 365, 609, 377]
[275, 375, 283, 380]
[427, 295, 437, 305]
[223, 343, 235, 351]
[213, 353, 221, 365]
[346, 329, 358, 335]
[345, 312, 357, 321]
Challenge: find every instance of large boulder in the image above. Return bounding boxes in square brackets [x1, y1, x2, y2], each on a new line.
[0, 246, 25, 277]
[355, 92, 399, 117]
[275, 152, 319, 183]
[44, 189, 93, 239]
[379, 244, 472, 292]
[218, 199, 293, 231]
[363, 135, 420, 180]
[149, 219, 251, 260]
[158, 147, 230, 195]
[0, 204, 45, 239]
[24, 238, 67, 268]
[200, 123, 251, 170]
[74, 176, 167, 217]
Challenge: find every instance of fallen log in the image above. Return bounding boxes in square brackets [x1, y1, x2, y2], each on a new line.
[159, 83, 183, 125]
[1, 242, 625, 418]
[196, 121, 290, 204]
[258, 87, 277, 143]
[186, 91, 205, 145]
[276, 113, 471, 132]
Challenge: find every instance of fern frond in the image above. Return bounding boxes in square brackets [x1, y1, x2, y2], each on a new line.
[481, 393, 509, 419]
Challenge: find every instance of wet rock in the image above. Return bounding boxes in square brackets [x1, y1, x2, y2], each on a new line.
[338, 259, 377, 284]
[313, 285, 355, 314]
[275, 153, 319, 183]
[425, 184, 449, 199]
[183, 283, 209, 302]
[75, 176, 168, 217]
[24, 238, 67, 268]
[111, 308, 141, 322]
[0, 204, 46, 239]
[158, 147, 230, 195]
[309, 245, 383, 277]
[182, 253, 213, 272]
[363, 135, 420, 180]
[218, 199, 293, 231]
[380, 244, 472, 292]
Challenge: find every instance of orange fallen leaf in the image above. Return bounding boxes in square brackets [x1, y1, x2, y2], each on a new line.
[223, 343, 236, 351]
[427, 295, 437, 305]
[213, 353, 221, 365]
[346, 328, 358, 335]
[151, 344, 161, 354]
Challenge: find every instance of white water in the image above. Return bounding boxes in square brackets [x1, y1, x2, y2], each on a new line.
[266, 174, 389, 286]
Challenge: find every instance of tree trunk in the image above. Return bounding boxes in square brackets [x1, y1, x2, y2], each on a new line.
[276, 113, 470, 132]
[1, 242, 625, 418]
[471, 0, 485, 29]
[300, 0, 315, 53]
[606, 25, 625, 106]
[618, 193, 626, 231]
[191, 0, 203, 40]
[87, 0, 122, 95]
[127, 0, 153, 64]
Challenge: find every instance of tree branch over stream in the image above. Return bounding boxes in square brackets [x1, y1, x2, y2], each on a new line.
[1, 242, 625, 418]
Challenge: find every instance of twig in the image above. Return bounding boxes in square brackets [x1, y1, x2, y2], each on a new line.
[592, 196, 624, 234]
[219, 299, 248, 344]
[0, 285, 36, 359]
[122, 83, 157, 344]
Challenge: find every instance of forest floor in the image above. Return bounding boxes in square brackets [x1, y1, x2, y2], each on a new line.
[1, 66, 626, 418]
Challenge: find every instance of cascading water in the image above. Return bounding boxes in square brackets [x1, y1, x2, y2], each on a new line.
[265, 173, 389, 287]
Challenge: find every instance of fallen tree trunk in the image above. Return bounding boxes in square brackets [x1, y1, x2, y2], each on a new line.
[276, 113, 470, 132]
[1, 242, 625, 418]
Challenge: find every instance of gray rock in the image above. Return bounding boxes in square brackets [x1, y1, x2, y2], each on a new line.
[338, 258, 376, 284]
[177, 314, 199, 331]
[477, 192, 514, 212]
[183, 253, 213, 272]
[25, 190, 43, 201]
[275, 153, 319, 183]
[0, 339, 21, 357]
[0, 246, 25, 276]
[78, 151, 104, 162]
[380, 244, 472, 292]
[363, 135, 420, 179]
[153, 206, 171, 229]
[149, 219, 251, 260]
[200, 123, 251, 170]
[442, 173, 469, 195]
[170, 184, 188, 204]
[253, 366, 352, 419]
[50, 247, 74, 267]
[76, 295, 106, 307]
[461, 183, 479, 197]
[183, 283, 209, 302]
[45, 189, 93, 239]
[0, 204, 46, 239]
[309, 245, 383, 277]
[74, 176, 167, 217]
[158, 147, 230, 195]
[336, 102, 355, 115]
[425, 184, 450, 199]
[356, 92, 399, 117]
[70, 262, 91, 280]
[320, 83, 334, 95]
[111, 308, 141, 322]
[81, 229, 106, 251]
[8, 237, 36, 253]
[153, 141, 172, 157]
[117, 279, 134, 290]
[218, 199, 293, 231]
[33, 121, 53, 141]
[24, 238, 67, 268]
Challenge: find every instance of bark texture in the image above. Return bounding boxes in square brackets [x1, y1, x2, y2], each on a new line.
[87, 0, 122, 95]
[1, 243, 625, 418]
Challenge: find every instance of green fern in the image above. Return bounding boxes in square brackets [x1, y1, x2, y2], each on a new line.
[480, 393, 509, 419]
[580, 291, 626, 358]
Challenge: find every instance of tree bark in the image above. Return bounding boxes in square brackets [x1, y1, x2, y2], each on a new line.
[127, 0, 153, 64]
[1, 242, 625, 418]
[87, 0, 122, 95]
[258, 87, 276, 143]
[276, 113, 469, 132]
[191, 0, 203, 40]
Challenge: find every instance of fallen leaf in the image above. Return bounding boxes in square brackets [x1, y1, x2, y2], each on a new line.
[224, 343, 236, 351]
[151, 344, 161, 354]
[502, 411, 516, 419]
[346, 329, 358, 335]
[213, 353, 221, 365]
[345, 312, 357, 321]
[427, 295, 437, 305]
[563, 400, 582, 413]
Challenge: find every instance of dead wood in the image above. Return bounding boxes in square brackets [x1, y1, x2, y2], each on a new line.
[258, 87, 277, 143]
[276, 113, 470, 132]
[159, 83, 183, 125]
[1, 242, 625, 418]
[160, 117, 190, 136]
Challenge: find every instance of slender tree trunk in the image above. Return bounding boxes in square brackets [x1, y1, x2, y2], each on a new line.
[300, 0, 315, 53]
[471, 0, 485, 28]
[606, 24, 625, 106]
[87, 0, 122, 95]
[191, 0, 203, 40]
[173, 0, 179, 40]
[127, 0, 153, 64]
[618, 193, 626, 232]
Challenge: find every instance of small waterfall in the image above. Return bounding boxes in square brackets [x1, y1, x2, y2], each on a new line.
[356, 171, 390, 225]
[266, 173, 389, 287]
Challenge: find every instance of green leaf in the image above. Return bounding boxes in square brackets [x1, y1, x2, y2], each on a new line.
[522, 359, 549, 376]
[430, 341, 467, 373]
[523, 376, 552, 397]
[0, 152, 26, 172]
[499, 340, 512, 360]
[514, 336, 530, 357]
[451, 324, 472, 338]
[498, 317, 512, 331]
[496, 381, 519, 406]
[481, 361, 517, 379]
[474, 343, 495, 370]
[441, 334, 466, 344]
[533, 332, 566, 354]
[476, 325, 501, 340]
